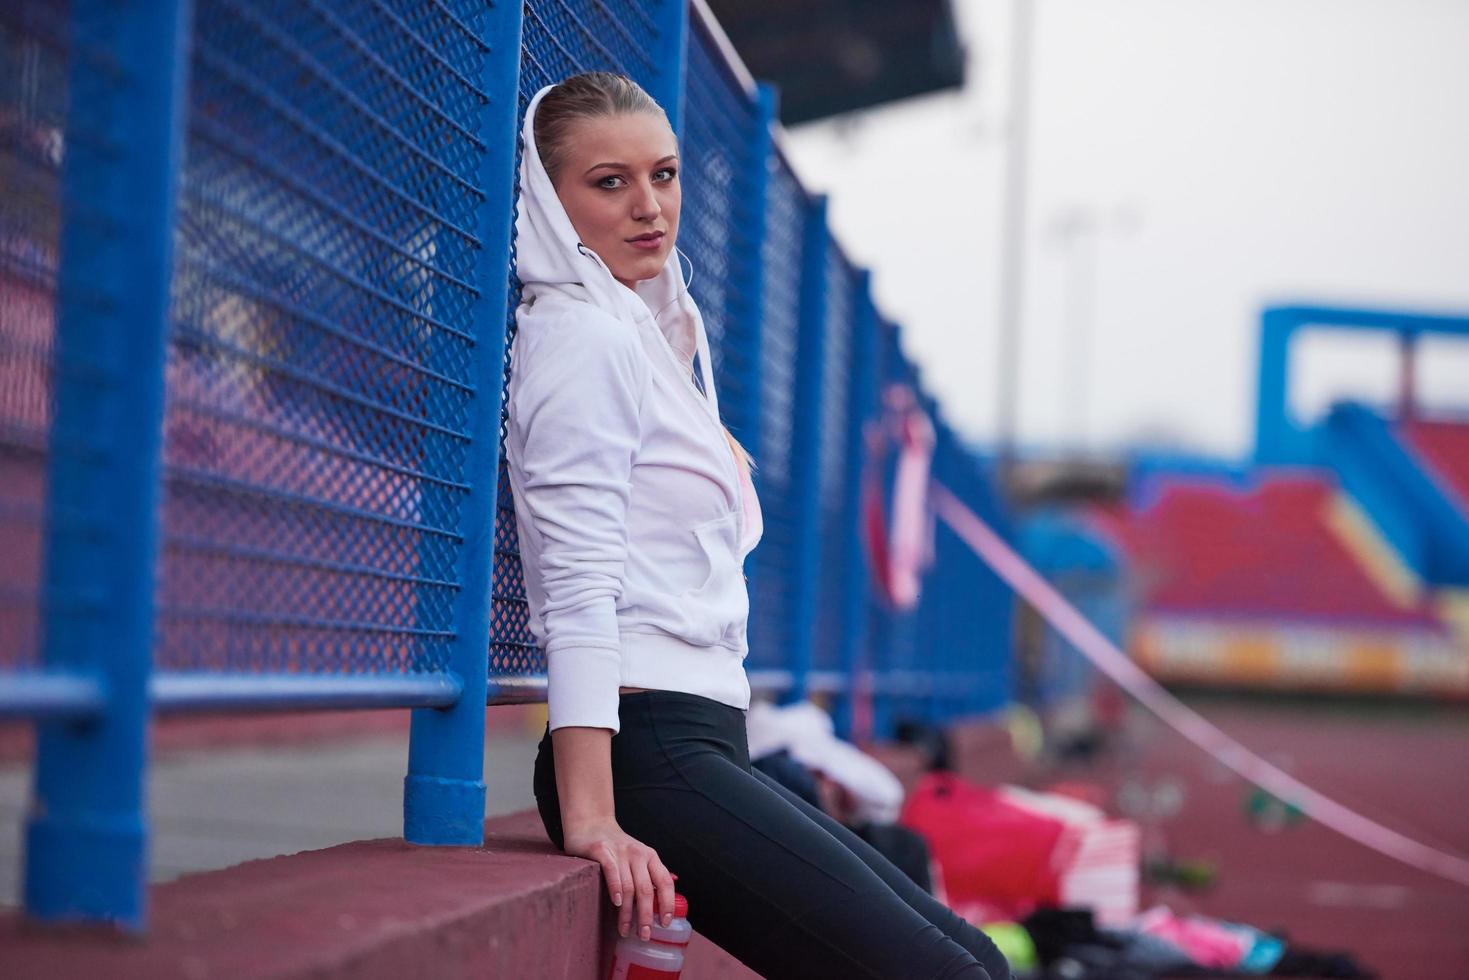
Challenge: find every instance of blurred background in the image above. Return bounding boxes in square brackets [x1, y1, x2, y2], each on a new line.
[2, 1, 1467, 977]
[753, 4, 1469, 976]
[769, 0, 1469, 455]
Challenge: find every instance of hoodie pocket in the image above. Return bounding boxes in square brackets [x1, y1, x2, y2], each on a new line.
[684, 510, 749, 646]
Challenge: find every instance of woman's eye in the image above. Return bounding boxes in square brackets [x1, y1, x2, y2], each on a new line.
[597, 175, 625, 189]
[654, 167, 678, 182]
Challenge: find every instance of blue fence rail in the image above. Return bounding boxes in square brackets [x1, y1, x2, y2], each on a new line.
[0, 0, 1012, 930]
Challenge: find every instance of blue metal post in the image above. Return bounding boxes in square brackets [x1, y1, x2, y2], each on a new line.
[1254, 307, 1300, 465]
[739, 83, 777, 460]
[832, 271, 878, 741]
[650, 0, 690, 136]
[403, 3, 524, 847]
[782, 194, 831, 705]
[735, 82, 778, 652]
[24, 0, 194, 932]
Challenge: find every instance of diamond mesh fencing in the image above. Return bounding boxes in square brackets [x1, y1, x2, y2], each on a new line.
[681, 20, 777, 669]
[3, 2, 1023, 928]
[864, 322, 1016, 725]
[746, 156, 808, 672]
[756, 160, 805, 495]
[0, 2, 68, 672]
[681, 18, 763, 432]
[923, 413, 1013, 718]
[155, 0, 495, 676]
[2, 0, 1015, 721]
[519, 0, 660, 90]
[490, 0, 675, 685]
[812, 246, 857, 673]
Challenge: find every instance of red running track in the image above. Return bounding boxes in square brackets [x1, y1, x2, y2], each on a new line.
[1081, 695, 1469, 980]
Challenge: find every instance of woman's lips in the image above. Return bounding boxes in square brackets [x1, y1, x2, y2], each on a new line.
[626, 232, 664, 251]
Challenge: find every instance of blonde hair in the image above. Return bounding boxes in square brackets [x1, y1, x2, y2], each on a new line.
[534, 71, 668, 187]
[537, 71, 757, 479]
[722, 425, 757, 479]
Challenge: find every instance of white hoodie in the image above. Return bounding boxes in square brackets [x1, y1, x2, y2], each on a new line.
[503, 84, 764, 734]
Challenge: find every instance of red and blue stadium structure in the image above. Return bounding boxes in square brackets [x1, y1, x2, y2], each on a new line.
[1040, 305, 1469, 702]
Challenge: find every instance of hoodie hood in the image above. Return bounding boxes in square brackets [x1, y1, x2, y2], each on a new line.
[513, 83, 721, 423]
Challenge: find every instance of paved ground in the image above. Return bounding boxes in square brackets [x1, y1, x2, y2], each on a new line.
[0, 729, 542, 906]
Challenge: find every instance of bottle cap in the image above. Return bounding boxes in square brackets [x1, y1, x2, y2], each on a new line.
[673, 893, 688, 918]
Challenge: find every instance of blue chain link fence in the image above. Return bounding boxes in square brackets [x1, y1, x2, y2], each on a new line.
[0, 0, 1013, 931]
[0, 1, 66, 678]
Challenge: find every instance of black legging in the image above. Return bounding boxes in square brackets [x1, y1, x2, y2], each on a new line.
[533, 690, 1010, 980]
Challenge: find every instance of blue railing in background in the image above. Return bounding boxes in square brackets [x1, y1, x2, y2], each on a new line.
[1252, 303, 1469, 587]
[1322, 402, 1469, 586]
[0, 0, 1013, 930]
[1254, 303, 1469, 466]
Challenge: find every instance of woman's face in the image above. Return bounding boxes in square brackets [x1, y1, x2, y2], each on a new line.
[551, 112, 681, 290]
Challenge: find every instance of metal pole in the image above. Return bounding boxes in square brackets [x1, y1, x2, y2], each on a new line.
[784, 194, 832, 704]
[24, 0, 194, 932]
[995, 0, 1035, 478]
[403, 1, 524, 847]
[1398, 331, 1417, 422]
[736, 82, 778, 666]
[833, 270, 879, 741]
[650, 0, 690, 134]
[1046, 206, 1097, 454]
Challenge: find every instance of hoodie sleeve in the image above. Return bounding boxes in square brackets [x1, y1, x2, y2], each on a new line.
[507, 310, 647, 734]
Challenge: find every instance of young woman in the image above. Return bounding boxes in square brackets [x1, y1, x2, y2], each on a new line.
[504, 71, 1009, 980]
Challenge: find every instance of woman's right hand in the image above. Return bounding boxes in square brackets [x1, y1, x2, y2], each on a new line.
[562, 817, 678, 941]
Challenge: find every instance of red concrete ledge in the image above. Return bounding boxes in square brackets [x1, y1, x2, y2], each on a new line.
[0, 808, 759, 979]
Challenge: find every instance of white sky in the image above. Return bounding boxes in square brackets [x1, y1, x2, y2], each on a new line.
[779, 0, 1469, 458]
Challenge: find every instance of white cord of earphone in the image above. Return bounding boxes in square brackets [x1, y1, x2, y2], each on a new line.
[651, 244, 696, 326]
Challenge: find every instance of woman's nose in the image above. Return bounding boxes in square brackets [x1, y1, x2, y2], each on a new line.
[630, 181, 660, 219]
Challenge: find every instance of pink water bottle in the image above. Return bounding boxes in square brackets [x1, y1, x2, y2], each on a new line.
[607, 892, 692, 979]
